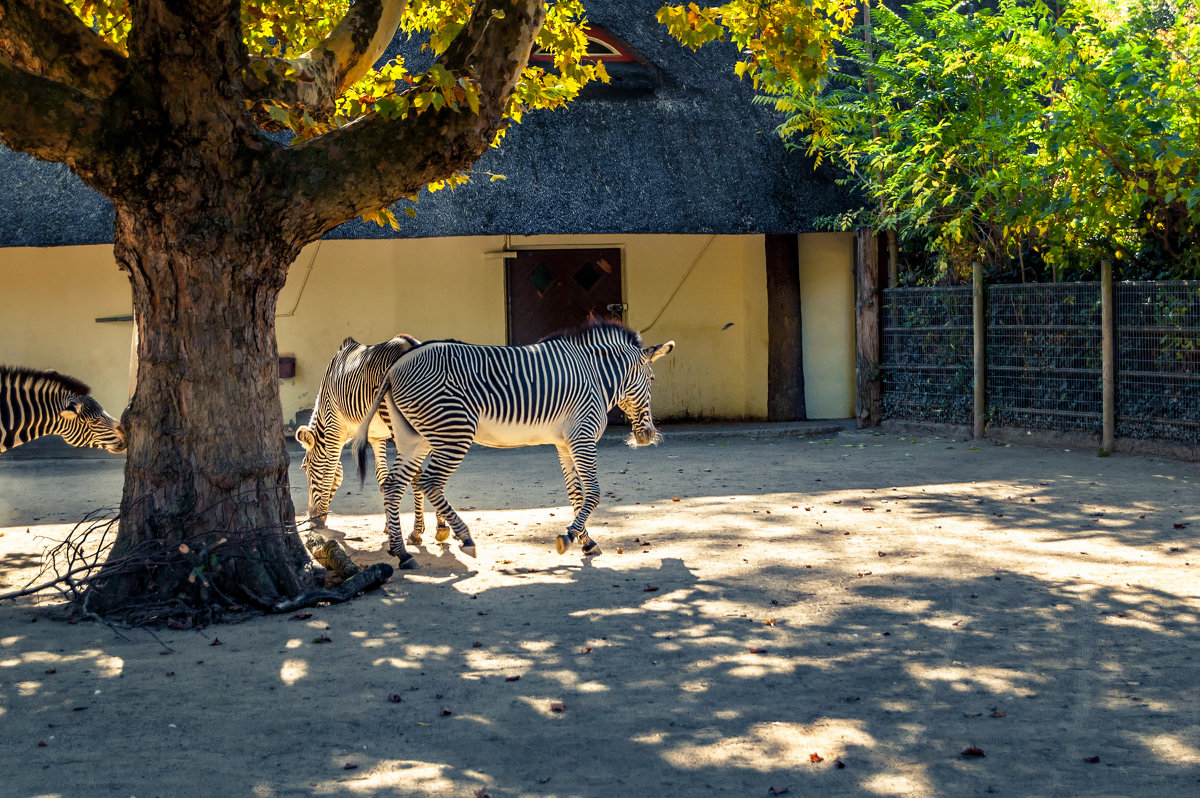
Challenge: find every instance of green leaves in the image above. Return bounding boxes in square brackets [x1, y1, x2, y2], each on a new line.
[750, 0, 1200, 279]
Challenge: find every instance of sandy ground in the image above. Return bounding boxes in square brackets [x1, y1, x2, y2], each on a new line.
[2, 424, 1199, 798]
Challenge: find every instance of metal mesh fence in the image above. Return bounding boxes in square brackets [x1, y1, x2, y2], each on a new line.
[881, 287, 973, 425]
[878, 280, 1198, 445]
[1115, 281, 1200, 444]
[986, 283, 1103, 434]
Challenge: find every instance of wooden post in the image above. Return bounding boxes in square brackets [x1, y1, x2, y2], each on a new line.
[1101, 259, 1115, 453]
[766, 234, 806, 421]
[972, 260, 985, 440]
[855, 227, 882, 428]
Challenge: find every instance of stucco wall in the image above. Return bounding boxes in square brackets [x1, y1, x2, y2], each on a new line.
[1, 233, 855, 427]
[797, 232, 856, 419]
[0, 246, 133, 414]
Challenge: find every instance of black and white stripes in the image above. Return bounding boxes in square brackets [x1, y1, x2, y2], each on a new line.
[0, 366, 125, 454]
[352, 319, 675, 568]
[294, 335, 445, 540]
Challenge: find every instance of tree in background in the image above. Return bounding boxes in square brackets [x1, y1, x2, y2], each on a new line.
[673, 0, 1200, 283]
[0, 0, 606, 617]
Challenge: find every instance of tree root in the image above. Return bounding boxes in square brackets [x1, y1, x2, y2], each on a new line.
[269, 562, 394, 613]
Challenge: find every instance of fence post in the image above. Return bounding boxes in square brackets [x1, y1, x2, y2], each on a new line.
[1101, 259, 1115, 453]
[972, 261, 985, 440]
[855, 227, 883, 428]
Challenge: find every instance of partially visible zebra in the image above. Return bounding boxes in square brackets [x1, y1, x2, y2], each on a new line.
[295, 335, 448, 542]
[0, 366, 126, 454]
[352, 319, 675, 569]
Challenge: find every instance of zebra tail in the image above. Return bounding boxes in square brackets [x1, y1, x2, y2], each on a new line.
[352, 373, 390, 487]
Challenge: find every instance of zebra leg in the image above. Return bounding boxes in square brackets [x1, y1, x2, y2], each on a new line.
[555, 443, 585, 515]
[381, 457, 423, 569]
[373, 438, 424, 545]
[407, 471, 426, 546]
[412, 471, 452, 543]
[418, 440, 475, 555]
[556, 438, 603, 556]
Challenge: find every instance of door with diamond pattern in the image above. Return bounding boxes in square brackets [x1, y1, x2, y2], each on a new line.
[505, 249, 624, 345]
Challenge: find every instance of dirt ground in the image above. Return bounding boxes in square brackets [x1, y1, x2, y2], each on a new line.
[2, 423, 1199, 798]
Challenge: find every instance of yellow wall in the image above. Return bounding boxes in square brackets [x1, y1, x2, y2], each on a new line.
[0, 246, 134, 414]
[797, 232, 857, 418]
[1, 233, 856, 426]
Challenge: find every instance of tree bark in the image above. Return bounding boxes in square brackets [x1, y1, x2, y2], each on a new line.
[87, 207, 313, 616]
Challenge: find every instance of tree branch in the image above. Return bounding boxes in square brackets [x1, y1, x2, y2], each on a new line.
[243, 0, 407, 120]
[0, 0, 126, 98]
[277, 0, 545, 241]
[0, 55, 105, 169]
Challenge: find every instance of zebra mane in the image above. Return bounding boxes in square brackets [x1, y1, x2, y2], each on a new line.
[0, 366, 91, 396]
[536, 317, 643, 347]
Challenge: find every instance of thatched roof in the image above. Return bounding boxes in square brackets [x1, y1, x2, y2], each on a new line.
[0, 1, 859, 248]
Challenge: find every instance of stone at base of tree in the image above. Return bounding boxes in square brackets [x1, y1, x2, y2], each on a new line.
[304, 532, 362, 586]
[271, 562, 394, 614]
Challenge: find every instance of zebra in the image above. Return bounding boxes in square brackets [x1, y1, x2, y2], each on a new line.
[295, 335, 448, 543]
[352, 318, 675, 569]
[0, 366, 126, 454]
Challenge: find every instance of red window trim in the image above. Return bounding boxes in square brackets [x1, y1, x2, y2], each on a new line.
[529, 26, 638, 64]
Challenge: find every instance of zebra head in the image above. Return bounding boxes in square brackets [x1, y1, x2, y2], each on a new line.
[58, 394, 126, 453]
[616, 340, 675, 447]
[295, 422, 341, 527]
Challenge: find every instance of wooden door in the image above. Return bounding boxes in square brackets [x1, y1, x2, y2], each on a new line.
[506, 249, 624, 345]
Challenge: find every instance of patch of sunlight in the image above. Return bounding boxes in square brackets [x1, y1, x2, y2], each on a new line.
[350, 630, 368, 638]
[536, 669, 610, 692]
[0, 657, 19, 668]
[520, 641, 555, 653]
[251, 782, 276, 797]
[373, 657, 420, 671]
[906, 663, 1040, 693]
[17, 680, 41, 696]
[449, 713, 494, 726]
[1, 635, 24, 647]
[280, 659, 308, 686]
[922, 615, 973, 631]
[285, 638, 304, 649]
[1134, 732, 1200, 765]
[312, 761, 461, 794]
[360, 639, 385, 648]
[95, 655, 123, 678]
[862, 771, 931, 796]
[661, 720, 875, 772]
[515, 695, 570, 718]
[679, 679, 709, 693]
[463, 650, 534, 673]
[633, 731, 668, 744]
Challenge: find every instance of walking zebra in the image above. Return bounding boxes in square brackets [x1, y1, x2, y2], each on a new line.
[352, 319, 675, 569]
[295, 335, 448, 542]
[0, 366, 126, 454]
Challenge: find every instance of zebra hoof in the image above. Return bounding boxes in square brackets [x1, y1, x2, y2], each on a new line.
[459, 542, 477, 558]
[555, 534, 573, 555]
[309, 515, 328, 529]
[396, 553, 420, 570]
[434, 527, 451, 543]
[582, 541, 601, 556]
[407, 533, 423, 546]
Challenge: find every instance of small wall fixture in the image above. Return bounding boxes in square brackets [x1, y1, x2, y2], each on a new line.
[278, 356, 296, 379]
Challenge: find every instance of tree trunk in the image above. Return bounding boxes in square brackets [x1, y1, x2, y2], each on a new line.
[86, 208, 313, 618]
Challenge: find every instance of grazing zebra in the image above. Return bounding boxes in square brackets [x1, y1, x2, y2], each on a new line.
[0, 366, 126, 454]
[295, 335, 448, 542]
[352, 319, 675, 569]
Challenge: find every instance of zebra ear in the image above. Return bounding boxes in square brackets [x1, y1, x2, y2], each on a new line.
[295, 425, 316, 450]
[644, 341, 675, 363]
